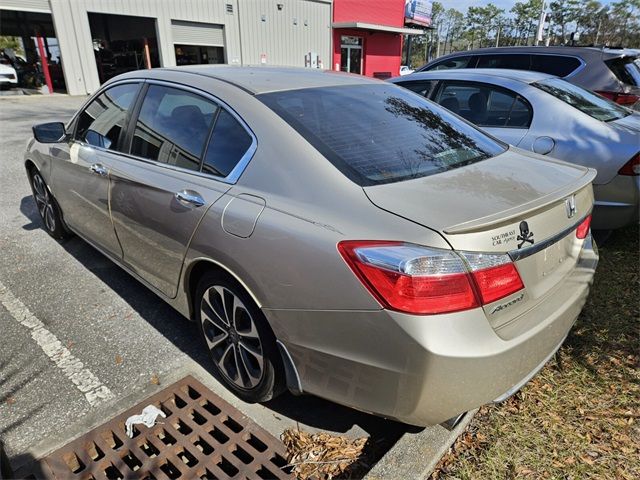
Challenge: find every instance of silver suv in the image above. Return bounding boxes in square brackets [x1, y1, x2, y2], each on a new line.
[419, 46, 640, 109]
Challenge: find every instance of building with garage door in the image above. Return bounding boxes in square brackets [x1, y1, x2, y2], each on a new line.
[0, 0, 332, 95]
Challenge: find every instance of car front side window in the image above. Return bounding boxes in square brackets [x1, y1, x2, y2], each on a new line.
[130, 84, 218, 171]
[75, 83, 140, 151]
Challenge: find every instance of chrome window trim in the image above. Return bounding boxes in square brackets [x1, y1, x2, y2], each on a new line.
[70, 77, 258, 185]
[508, 213, 590, 262]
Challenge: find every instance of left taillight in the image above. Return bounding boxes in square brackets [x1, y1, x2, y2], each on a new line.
[337, 241, 524, 315]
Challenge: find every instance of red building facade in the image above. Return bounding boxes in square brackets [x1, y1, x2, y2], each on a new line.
[332, 0, 422, 78]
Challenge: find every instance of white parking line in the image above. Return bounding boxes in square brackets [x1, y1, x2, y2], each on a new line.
[0, 280, 114, 407]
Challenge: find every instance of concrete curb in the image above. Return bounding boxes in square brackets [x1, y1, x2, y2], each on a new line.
[364, 409, 478, 480]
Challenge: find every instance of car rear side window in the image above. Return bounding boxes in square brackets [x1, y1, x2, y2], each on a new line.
[75, 83, 140, 151]
[606, 57, 640, 86]
[476, 54, 531, 70]
[396, 80, 438, 97]
[530, 55, 581, 77]
[533, 77, 630, 122]
[259, 84, 505, 186]
[202, 109, 253, 178]
[131, 85, 217, 171]
[435, 81, 532, 128]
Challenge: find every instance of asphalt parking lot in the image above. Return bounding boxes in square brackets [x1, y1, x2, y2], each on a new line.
[0, 96, 468, 479]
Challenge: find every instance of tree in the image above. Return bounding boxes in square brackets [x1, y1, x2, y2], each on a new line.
[0, 36, 24, 57]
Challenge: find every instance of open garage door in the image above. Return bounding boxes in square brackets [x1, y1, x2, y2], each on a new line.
[0, 8, 66, 93]
[171, 20, 225, 66]
[88, 13, 161, 85]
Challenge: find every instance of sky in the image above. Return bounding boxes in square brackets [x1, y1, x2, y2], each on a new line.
[438, 0, 615, 14]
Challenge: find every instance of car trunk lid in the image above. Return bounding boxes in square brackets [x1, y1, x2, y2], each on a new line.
[364, 148, 597, 335]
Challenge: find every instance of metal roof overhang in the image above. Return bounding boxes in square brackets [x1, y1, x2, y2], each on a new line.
[332, 22, 424, 35]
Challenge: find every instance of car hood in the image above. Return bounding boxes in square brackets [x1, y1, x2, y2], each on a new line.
[364, 147, 596, 251]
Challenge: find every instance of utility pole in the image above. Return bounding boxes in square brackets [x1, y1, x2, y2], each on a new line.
[536, 1, 547, 45]
[495, 24, 501, 47]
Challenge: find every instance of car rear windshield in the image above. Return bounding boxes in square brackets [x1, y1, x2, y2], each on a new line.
[606, 56, 640, 86]
[258, 84, 505, 186]
[533, 77, 631, 122]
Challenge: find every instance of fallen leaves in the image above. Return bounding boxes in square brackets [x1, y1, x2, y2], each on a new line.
[150, 373, 160, 385]
[115, 354, 123, 365]
[428, 225, 640, 479]
[281, 427, 368, 480]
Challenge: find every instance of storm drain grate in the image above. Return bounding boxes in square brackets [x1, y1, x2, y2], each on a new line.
[24, 376, 293, 479]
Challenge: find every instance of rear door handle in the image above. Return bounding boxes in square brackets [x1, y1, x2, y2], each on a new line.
[175, 189, 205, 207]
[90, 163, 108, 177]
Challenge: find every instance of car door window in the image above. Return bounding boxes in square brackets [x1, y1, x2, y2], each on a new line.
[202, 109, 253, 178]
[396, 80, 438, 98]
[75, 83, 140, 150]
[476, 54, 531, 70]
[131, 85, 218, 171]
[428, 56, 474, 70]
[436, 81, 532, 128]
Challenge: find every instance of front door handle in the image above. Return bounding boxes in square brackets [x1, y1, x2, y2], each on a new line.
[90, 163, 108, 177]
[175, 189, 205, 207]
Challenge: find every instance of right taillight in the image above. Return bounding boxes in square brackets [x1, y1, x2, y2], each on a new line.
[337, 241, 524, 315]
[576, 215, 592, 239]
[619, 153, 640, 176]
[595, 91, 640, 106]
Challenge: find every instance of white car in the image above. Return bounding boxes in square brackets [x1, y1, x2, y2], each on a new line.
[399, 65, 414, 76]
[0, 60, 18, 89]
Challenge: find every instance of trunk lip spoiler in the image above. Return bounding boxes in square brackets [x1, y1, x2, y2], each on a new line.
[443, 168, 597, 235]
[508, 212, 591, 262]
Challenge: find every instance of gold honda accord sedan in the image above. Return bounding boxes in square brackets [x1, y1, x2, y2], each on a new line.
[24, 66, 598, 426]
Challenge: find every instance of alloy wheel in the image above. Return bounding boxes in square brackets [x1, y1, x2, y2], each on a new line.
[200, 285, 265, 389]
[32, 173, 56, 232]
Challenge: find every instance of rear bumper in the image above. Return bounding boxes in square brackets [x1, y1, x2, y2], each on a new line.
[265, 236, 598, 426]
[593, 175, 640, 230]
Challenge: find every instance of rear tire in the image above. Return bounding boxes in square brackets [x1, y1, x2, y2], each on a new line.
[195, 271, 285, 403]
[28, 169, 70, 240]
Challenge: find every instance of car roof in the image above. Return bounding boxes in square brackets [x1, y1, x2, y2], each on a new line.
[152, 65, 382, 95]
[391, 68, 555, 84]
[428, 46, 627, 61]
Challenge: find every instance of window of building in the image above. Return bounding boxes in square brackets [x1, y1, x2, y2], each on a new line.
[435, 81, 532, 128]
[202, 110, 253, 178]
[75, 83, 140, 150]
[131, 85, 217, 171]
[175, 45, 225, 65]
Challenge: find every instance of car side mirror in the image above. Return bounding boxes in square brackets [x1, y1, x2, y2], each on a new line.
[32, 122, 66, 143]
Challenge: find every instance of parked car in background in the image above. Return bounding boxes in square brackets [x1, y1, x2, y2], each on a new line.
[0, 58, 18, 89]
[25, 67, 598, 426]
[399, 65, 414, 76]
[390, 69, 640, 230]
[417, 46, 640, 110]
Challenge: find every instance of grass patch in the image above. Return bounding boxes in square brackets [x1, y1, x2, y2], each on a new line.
[433, 225, 639, 480]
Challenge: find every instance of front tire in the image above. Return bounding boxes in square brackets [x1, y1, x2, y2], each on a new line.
[29, 169, 70, 240]
[195, 272, 285, 403]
